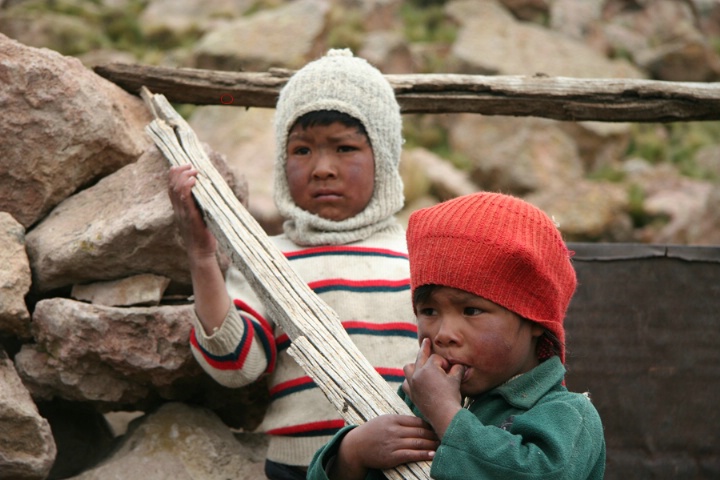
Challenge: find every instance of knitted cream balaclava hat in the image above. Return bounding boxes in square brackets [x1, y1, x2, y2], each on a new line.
[406, 192, 577, 364]
[273, 49, 404, 246]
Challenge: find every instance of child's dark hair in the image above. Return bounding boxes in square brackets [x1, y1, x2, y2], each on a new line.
[413, 284, 439, 306]
[413, 284, 564, 362]
[293, 110, 368, 137]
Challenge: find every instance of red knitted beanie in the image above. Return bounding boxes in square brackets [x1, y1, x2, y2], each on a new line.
[406, 192, 577, 364]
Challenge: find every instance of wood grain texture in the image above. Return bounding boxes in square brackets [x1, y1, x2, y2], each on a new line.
[97, 63, 720, 121]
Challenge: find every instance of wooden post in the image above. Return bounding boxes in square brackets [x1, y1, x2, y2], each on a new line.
[142, 88, 431, 479]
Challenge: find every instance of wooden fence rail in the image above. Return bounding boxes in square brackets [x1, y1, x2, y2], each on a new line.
[96, 62, 720, 122]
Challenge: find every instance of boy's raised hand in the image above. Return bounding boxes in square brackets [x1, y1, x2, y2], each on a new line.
[168, 165, 230, 334]
[402, 338, 464, 439]
[328, 414, 438, 480]
[168, 164, 217, 258]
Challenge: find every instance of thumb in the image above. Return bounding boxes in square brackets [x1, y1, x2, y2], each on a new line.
[448, 364, 466, 384]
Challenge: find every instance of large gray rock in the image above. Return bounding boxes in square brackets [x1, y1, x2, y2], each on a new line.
[71, 274, 171, 307]
[0, 33, 152, 229]
[359, 30, 414, 74]
[558, 121, 632, 173]
[15, 299, 201, 406]
[139, 0, 256, 40]
[15, 297, 269, 430]
[188, 106, 280, 234]
[25, 146, 180, 292]
[193, 0, 330, 71]
[601, 0, 720, 81]
[448, 115, 585, 195]
[25, 145, 246, 292]
[69, 402, 268, 480]
[0, 8, 105, 56]
[625, 163, 717, 244]
[401, 148, 477, 204]
[356, 0, 404, 32]
[0, 348, 56, 480]
[643, 181, 714, 243]
[446, 0, 643, 78]
[549, 0, 604, 42]
[526, 180, 633, 242]
[688, 185, 720, 245]
[0, 213, 31, 339]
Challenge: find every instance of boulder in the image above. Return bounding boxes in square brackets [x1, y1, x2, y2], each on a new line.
[0, 348, 56, 480]
[446, 0, 643, 78]
[626, 163, 716, 244]
[688, 185, 720, 245]
[601, 0, 720, 81]
[558, 121, 632, 173]
[192, 0, 330, 71]
[188, 106, 280, 234]
[448, 115, 585, 195]
[71, 274, 171, 307]
[401, 148, 477, 203]
[139, 0, 255, 41]
[0, 213, 32, 339]
[0, 33, 152, 229]
[68, 402, 268, 480]
[525, 180, 633, 242]
[15, 299, 202, 406]
[15, 297, 269, 431]
[0, 8, 105, 56]
[359, 30, 415, 74]
[25, 145, 246, 292]
[549, 0, 604, 42]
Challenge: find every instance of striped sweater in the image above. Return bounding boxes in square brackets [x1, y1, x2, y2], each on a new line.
[189, 225, 418, 466]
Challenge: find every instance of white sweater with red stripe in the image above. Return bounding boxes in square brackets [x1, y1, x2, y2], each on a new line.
[189, 224, 418, 466]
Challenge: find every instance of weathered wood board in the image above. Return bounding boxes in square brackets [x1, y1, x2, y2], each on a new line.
[97, 62, 720, 122]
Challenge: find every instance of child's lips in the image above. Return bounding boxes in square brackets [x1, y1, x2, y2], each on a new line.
[446, 359, 472, 382]
[452, 364, 471, 383]
[313, 189, 342, 200]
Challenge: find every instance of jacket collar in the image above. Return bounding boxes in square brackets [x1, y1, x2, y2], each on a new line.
[490, 356, 566, 410]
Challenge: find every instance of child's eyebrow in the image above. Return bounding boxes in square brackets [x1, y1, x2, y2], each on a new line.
[321, 127, 365, 139]
[287, 132, 309, 141]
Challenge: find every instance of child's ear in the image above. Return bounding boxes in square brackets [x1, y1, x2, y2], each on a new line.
[530, 323, 545, 338]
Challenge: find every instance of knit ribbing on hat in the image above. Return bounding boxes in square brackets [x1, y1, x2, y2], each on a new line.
[273, 48, 405, 246]
[406, 192, 577, 364]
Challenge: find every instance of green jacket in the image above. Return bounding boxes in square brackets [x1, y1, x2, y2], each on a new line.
[307, 356, 606, 479]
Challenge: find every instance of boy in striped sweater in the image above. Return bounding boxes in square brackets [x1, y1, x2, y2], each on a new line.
[167, 49, 417, 479]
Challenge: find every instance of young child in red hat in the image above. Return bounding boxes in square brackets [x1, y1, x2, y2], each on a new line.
[307, 191, 606, 480]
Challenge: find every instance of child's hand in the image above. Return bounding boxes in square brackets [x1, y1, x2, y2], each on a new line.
[168, 165, 230, 333]
[402, 338, 464, 438]
[329, 414, 438, 480]
[168, 165, 217, 258]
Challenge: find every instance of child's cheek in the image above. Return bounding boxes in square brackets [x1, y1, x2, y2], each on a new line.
[416, 318, 435, 341]
[469, 336, 509, 369]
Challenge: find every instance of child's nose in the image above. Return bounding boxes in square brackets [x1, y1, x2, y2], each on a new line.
[433, 317, 462, 347]
[312, 150, 337, 179]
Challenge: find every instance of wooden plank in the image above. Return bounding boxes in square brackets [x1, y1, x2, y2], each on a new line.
[141, 87, 431, 479]
[96, 62, 720, 122]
